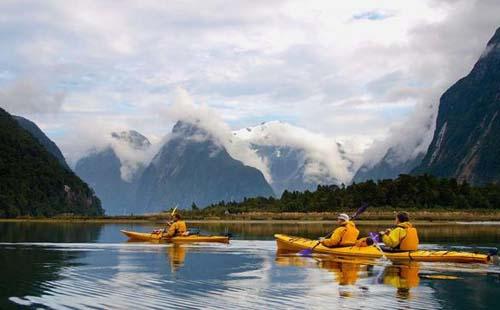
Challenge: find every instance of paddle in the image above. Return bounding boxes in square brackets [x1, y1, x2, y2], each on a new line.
[299, 203, 369, 256]
[156, 205, 180, 237]
[369, 232, 388, 260]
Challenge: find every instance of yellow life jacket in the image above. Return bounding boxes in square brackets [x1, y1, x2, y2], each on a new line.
[167, 220, 187, 237]
[340, 221, 360, 246]
[398, 222, 419, 251]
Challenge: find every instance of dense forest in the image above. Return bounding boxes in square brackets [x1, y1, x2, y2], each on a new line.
[0, 108, 104, 217]
[196, 174, 500, 214]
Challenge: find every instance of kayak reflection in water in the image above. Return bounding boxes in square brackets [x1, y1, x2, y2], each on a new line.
[276, 254, 421, 298]
[317, 259, 362, 286]
[275, 254, 365, 287]
[381, 262, 420, 299]
[166, 244, 187, 272]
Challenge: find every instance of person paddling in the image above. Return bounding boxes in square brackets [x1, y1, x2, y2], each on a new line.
[379, 211, 419, 251]
[164, 213, 188, 238]
[320, 213, 359, 248]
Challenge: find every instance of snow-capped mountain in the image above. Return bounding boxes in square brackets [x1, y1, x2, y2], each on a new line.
[232, 121, 356, 194]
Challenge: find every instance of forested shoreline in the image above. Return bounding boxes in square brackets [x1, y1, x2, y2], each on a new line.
[196, 174, 500, 215]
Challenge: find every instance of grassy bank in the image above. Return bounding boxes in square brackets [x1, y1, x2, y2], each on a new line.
[1, 209, 500, 223]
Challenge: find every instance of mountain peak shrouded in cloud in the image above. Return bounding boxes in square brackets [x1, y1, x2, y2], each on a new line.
[165, 87, 272, 182]
[75, 129, 152, 215]
[232, 121, 361, 194]
[111, 130, 151, 150]
[136, 119, 274, 211]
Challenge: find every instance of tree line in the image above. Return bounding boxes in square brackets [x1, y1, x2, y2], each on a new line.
[194, 174, 500, 214]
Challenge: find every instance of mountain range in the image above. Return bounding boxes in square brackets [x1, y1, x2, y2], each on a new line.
[2, 27, 499, 216]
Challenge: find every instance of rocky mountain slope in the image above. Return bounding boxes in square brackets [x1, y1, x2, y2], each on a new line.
[136, 121, 274, 212]
[413, 27, 500, 184]
[75, 130, 150, 215]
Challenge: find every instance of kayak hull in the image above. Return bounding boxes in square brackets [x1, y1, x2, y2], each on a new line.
[121, 230, 230, 244]
[275, 234, 489, 264]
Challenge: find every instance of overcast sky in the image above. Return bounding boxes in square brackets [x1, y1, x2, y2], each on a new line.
[0, 0, 499, 165]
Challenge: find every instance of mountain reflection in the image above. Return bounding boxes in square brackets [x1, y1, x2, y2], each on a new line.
[0, 223, 103, 308]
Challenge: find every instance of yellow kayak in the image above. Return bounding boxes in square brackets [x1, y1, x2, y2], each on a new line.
[121, 230, 230, 244]
[275, 234, 490, 264]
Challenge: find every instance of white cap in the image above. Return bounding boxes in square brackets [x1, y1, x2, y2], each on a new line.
[338, 213, 350, 221]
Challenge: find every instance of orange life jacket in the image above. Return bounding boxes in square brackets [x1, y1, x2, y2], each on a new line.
[398, 222, 419, 251]
[340, 221, 360, 246]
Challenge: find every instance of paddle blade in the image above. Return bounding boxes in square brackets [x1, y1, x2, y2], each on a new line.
[369, 232, 380, 243]
[351, 202, 369, 219]
[171, 205, 178, 216]
[298, 248, 313, 256]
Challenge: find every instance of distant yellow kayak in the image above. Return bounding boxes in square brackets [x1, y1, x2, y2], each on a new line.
[121, 230, 230, 244]
[275, 234, 490, 264]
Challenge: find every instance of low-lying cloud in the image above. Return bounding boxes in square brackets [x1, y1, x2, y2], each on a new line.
[164, 87, 273, 182]
[0, 79, 65, 114]
[233, 121, 359, 184]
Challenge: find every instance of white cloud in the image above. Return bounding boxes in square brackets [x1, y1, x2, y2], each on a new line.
[165, 88, 272, 182]
[0, 79, 65, 114]
[0, 0, 498, 181]
[233, 121, 360, 184]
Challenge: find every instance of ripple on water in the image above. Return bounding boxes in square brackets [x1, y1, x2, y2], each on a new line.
[2, 241, 497, 309]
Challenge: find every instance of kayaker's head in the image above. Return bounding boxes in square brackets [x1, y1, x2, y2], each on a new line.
[395, 211, 410, 224]
[337, 213, 349, 224]
[172, 213, 182, 222]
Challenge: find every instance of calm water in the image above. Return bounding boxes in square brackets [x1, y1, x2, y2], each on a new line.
[0, 222, 499, 309]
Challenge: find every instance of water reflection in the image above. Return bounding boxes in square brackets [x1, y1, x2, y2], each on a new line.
[0, 222, 103, 243]
[275, 253, 423, 299]
[0, 224, 103, 308]
[381, 263, 420, 299]
[167, 245, 187, 272]
[0, 222, 498, 309]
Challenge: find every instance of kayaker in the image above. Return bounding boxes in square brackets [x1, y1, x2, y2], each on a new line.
[320, 213, 359, 247]
[380, 211, 419, 251]
[164, 213, 188, 238]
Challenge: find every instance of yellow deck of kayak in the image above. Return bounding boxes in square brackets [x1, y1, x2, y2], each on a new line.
[275, 234, 489, 264]
[121, 230, 230, 243]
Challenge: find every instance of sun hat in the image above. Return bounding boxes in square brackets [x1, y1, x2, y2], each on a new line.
[337, 213, 350, 221]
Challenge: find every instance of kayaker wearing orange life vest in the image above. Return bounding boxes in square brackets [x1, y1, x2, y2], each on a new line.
[320, 213, 360, 248]
[164, 213, 188, 238]
[380, 211, 419, 251]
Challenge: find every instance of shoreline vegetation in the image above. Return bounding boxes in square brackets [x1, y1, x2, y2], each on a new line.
[1, 209, 500, 224]
[2, 174, 500, 222]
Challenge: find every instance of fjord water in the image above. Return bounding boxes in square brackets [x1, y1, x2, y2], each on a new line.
[0, 222, 499, 309]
